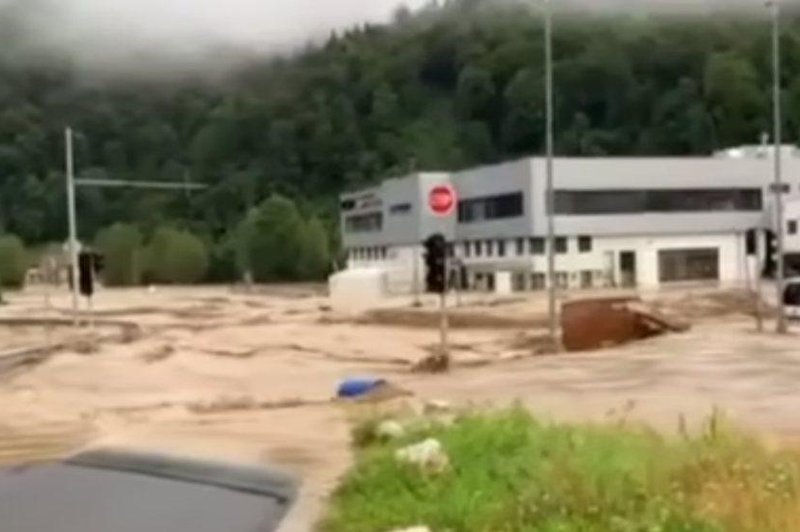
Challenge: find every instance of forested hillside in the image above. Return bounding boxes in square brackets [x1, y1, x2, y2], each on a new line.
[1, 0, 800, 281]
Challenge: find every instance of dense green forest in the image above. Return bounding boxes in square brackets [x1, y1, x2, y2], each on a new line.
[1, 0, 800, 282]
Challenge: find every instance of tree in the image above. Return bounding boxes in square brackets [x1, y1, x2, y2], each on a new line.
[0, 3, 796, 251]
[704, 52, 764, 147]
[502, 68, 544, 155]
[300, 217, 331, 281]
[207, 231, 241, 283]
[144, 227, 209, 284]
[239, 195, 305, 282]
[455, 65, 496, 122]
[0, 234, 27, 288]
[95, 223, 143, 287]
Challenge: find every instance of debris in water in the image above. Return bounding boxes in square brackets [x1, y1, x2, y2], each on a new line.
[561, 297, 689, 352]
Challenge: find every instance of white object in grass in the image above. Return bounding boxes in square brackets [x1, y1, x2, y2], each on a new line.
[395, 438, 449, 473]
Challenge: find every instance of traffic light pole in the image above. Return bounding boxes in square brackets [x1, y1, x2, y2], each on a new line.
[63, 127, 207, 327]
[438, 289, 449, 370]
[423, 233, 450, 372]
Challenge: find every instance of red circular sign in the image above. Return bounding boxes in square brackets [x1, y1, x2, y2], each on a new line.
[429, 185, 457, 217]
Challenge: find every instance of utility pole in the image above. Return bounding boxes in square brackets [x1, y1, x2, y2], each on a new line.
[65, 127, 80, 325]
[544, 0, 557, 348]
[769, 0, 788, 334]
[64, 128, 207, 327]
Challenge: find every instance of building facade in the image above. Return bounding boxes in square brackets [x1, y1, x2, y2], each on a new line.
[339, 149, 800, 293]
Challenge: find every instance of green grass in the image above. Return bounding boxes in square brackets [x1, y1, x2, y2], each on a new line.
[320, 408, 800, 532]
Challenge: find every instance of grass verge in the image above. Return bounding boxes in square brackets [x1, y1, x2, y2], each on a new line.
[321, 408, 800, 532]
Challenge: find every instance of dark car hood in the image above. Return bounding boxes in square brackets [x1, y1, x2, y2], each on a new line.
[0, 448, 298, 532]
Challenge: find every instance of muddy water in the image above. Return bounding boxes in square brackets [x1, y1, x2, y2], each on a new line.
[0, 286, 798, 529]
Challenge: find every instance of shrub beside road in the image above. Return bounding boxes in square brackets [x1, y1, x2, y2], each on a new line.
[323, 408, 800, 532]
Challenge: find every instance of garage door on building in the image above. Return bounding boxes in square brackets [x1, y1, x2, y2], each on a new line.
[658, 248, 719, 283]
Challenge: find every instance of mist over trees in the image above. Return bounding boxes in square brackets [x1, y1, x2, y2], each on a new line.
[0, 0, 799, 281]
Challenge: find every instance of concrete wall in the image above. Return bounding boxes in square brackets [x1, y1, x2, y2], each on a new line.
[591, 233, 746, 288]
[449, 232, 747, 290]
[530, 157, 776, 237]
[451, 159, 534, 240]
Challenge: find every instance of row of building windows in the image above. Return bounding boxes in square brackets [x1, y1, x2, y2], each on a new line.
[458, 192, 524, 224]
[350, 247, 388, 261]
[554, 188, 762, 215]
[345, 212, 383, 233]
[346, 187, 764, 234]
[461, 236, 592, 258]
[469, 270, 607, 292]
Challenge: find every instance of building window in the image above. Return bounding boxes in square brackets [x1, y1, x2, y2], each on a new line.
[447, 243, 455, 258]
[475, 241, 483, 257]
[789, 220, 798, 235]
[463, 242, 471, 258]
[340, 199, 356, 211]
[531, 273, 546, 290]
[530, 238, 545, 255]
[554, 188, 762, 215]
[555, 272, 569, 289]
[389, 203, 412, 215]
[345, 212, 383, 233]
[578, 236, 592, 253]
[555, 237, 568, 254]
[658, 248, 720, 283]
[486, 240, 494, 257]
[381, 247, 388, 260]
[516, 238, 525, 256]
[458, 191, 524, 224]
[580, 271, 593, 289]
[497, 240, 506, 257]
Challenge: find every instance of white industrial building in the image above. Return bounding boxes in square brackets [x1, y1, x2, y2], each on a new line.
[338, 146, 800, 294]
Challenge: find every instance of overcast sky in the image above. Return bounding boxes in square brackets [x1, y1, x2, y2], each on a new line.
[0, 0, 777, 78]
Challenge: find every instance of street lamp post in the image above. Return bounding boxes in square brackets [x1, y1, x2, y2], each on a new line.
[544, 0, 557, 348]
[769, 0, 788, 334]
[65, 127, 80, 325]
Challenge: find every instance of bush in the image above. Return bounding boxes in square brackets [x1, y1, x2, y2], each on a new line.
[322, 408, 800, 532]
[95, 223, 144, 286]
[299, 216, 331, 280]
[144, 227, 209, 284]
[207, 232, 240, 283]
[239, 195, 305, 282]
[0, 234, 27, 288]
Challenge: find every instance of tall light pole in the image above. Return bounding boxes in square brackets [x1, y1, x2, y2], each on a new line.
[769, 0, 788, 334]
[65, 127, 80, 325]
[544, 0, 557, 347]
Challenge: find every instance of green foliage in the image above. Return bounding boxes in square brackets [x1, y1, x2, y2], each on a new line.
[144, 227, 209, 284]
[323, 408, 800, 532]
[299, 216, 331, 281]
[0, 233, 27, 288]
[95, 223, 143, 286]
[238, 195, 305, 282]
[207, 231, 240, 283]
[1, 4, 799, 257]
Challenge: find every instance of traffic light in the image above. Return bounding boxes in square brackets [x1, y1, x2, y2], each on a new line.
[424, 233, 447, 294]
[764, 230, 777, 278]
[78, 251, 97, 297]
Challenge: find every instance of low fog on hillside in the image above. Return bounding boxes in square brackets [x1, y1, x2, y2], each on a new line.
[0, 0, 428, 77]
[0, 0, 783, 78]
